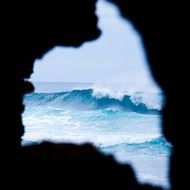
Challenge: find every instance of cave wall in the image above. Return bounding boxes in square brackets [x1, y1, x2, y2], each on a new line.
[0, 0, 182, 189]
[108, 1, 186, 189]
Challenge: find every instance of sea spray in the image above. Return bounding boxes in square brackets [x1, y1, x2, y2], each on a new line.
[22, 82, 170, 188]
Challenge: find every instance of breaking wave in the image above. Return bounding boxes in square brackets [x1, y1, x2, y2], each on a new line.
[24, 89, 163, 114]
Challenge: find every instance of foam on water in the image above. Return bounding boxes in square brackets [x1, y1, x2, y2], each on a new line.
[22, 82, 170, 189]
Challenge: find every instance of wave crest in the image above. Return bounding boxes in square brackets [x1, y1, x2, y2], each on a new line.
[100, 136, 171, 155]
[24, 89, 163, 114]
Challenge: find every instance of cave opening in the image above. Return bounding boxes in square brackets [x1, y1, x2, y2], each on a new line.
[22, 0, 171, 189]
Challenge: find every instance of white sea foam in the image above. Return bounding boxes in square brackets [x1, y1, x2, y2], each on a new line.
[22, 82, 169, 189]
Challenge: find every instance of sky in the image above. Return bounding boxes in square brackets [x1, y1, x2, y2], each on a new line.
[31, 0, 158, 87]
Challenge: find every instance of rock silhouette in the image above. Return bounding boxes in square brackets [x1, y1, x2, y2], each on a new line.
[0, 0, 181, 189]
[108, 0, 184, 189]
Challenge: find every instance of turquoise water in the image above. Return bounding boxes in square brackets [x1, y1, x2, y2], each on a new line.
[22, 82, 171, 189]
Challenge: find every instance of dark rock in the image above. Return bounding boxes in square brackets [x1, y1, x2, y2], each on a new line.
[1, 0, 182, 189]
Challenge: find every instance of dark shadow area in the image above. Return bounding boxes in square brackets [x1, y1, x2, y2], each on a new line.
[0, 0, 180, 189]
[108, 1, 183, 189]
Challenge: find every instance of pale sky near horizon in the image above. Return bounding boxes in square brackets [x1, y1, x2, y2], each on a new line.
[31, 0, 159, 87]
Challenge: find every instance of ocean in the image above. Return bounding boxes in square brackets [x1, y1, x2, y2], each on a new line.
[22, 82, 171, 189]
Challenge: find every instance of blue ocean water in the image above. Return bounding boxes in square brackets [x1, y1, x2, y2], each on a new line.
[22, 82, 171, 189]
